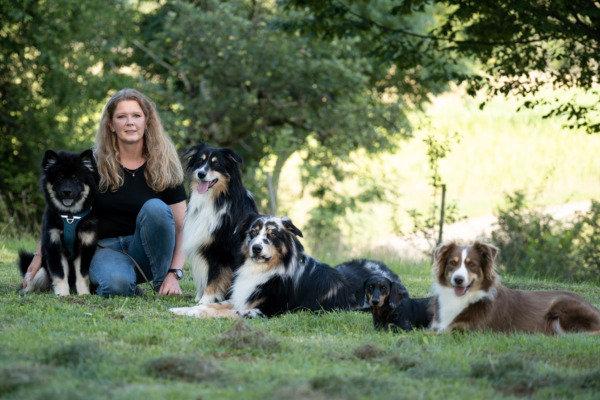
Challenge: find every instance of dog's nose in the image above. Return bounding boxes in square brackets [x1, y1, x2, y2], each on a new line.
[62, 189, 72, 198]
[370, 297, 380, 306]
[197, 171, 206, 180]
[453, 275, 464, 285]
[252, 244, 262, 255]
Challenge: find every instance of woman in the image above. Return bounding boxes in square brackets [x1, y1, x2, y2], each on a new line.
[23, 88, 187, 296]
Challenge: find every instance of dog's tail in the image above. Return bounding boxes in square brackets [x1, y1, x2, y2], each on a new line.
[18, 250, 34, 276]
[18, 250, 52, 292]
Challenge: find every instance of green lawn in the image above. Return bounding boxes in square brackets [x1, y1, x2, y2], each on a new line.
[1, 238, 599, 400]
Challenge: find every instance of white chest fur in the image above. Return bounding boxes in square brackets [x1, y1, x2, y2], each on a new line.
[183, 191, 229, 301]
[431, 283, 491, 331]
[230, 260, 284, 310]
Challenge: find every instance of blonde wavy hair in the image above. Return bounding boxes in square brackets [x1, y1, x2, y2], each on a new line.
[94, 88, 184, 192]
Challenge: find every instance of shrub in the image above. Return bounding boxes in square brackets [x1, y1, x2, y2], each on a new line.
[491, 192, 600, 283]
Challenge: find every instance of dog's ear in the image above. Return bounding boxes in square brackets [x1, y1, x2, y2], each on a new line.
[473, 241, 499, 282]
[183, 143, 208, 161]
[223, 148, 243, 165]
[281, 216, 303, 238]
[42, 150, 58, 171]
[234, 213, 259, 237]
[80, 149, 95, 172]
[433, 241, 456, 279]
[389, 280, 409, 309]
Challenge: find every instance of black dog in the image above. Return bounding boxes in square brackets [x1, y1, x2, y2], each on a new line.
[182, 143, 258, 304]
[365, 275, 433, 332]
[171, 215, 403, 318]
[19, 149, 98, 295]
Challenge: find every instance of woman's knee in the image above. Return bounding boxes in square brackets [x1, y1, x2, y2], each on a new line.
[137, 199, 174, 230]
[95, 273, 136, 297]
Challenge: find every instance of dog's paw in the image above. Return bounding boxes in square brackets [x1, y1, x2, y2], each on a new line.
[170, 306, 204, 317]
[53, 281, 70, 296]
[236, 308, 265, 319]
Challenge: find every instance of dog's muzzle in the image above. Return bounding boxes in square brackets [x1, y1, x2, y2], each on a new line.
[250, 243, 271, 262]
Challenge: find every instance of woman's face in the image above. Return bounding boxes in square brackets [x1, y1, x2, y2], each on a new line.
[109, 100, 146, 147]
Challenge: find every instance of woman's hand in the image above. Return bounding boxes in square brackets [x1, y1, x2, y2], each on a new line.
[158, 272, 183, 295]
[23, 254, 43, 289]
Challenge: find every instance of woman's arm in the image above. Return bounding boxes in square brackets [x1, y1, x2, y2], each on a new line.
[23, 240, 43, 289]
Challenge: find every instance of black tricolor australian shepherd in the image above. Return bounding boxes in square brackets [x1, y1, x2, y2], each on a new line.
[431, 241, 600, 334]
[364, 275, 433, 332]
[19, 150, 99, 296]
[171, 214, 400, 318]
[182, 143, 258, 304]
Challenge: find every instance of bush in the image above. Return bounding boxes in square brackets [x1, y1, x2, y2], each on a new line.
[491, 192, 600, 283]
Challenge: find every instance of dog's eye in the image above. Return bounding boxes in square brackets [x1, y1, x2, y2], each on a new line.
[249, 230, 258, 238]
[72, 176, 79, 182]
[448, 260, 457, 266]
[212, 159, 219, 166]
[267, 231, 276, 239]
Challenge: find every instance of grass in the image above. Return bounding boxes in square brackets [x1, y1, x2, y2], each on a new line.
[2, 237, 600, 399]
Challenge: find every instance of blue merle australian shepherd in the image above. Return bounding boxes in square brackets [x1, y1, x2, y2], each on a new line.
[182, 143, 258, 304]
[171, 214, 402, 318]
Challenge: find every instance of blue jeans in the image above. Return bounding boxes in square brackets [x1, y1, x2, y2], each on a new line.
[90, 199, 175, 297]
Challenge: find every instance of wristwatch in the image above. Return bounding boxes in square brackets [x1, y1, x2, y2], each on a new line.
[168, 269, 183, 280]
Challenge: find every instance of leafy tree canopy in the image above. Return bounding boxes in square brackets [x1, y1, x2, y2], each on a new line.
[134, 0, 426, 214]
[279, 0, 600, 133]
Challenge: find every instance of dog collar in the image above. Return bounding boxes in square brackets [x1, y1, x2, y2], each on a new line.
[60, 208, 91, 258]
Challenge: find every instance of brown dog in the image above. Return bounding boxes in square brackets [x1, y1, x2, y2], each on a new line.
[430, 241, 600, 334]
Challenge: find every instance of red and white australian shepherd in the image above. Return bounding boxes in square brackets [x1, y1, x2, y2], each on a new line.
[430, 241, 600, 334]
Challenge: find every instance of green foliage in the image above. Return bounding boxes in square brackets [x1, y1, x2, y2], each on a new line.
[492, 192, 600, 283]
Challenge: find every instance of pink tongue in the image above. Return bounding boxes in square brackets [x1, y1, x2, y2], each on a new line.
[197, 181, 209, 194]
[454, 286, 468, 296]
[62, 199, 74, 207]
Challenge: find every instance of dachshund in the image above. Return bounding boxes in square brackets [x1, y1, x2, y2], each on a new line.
[365, 275, 433, 332]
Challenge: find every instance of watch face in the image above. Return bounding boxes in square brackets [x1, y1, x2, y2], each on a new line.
[170, 269, 183, 279]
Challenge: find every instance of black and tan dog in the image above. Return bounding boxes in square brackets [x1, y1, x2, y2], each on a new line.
[19, 149, 98, 295]
[171, 214, 401, 318]
[364, 275, 433, 332]
[181, 143, 258, 304]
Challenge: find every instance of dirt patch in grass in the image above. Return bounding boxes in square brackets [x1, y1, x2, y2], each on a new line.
[353, 343, 382, 360]
[42, 341, 104, 368]
[145, 355, 222, 382]
[0, 364, 52, 394]
[218, 320, 280, 351]
[471, 353, 600, 397]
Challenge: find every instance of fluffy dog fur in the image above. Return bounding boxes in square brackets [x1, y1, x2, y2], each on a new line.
[365, 275, 433, 332]
[430, 241, 600, 334]
[182, 143, 258, 304]
[19, 149, 98, 295]
[171, 214, 400, 318]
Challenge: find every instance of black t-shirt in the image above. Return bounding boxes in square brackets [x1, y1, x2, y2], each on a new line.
[95, 163, 187, 239]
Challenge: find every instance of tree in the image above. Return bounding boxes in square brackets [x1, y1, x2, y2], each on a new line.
[280, 0, 600, 133]
[0, 0, 137, 234]
[134, 0, 415, 218]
